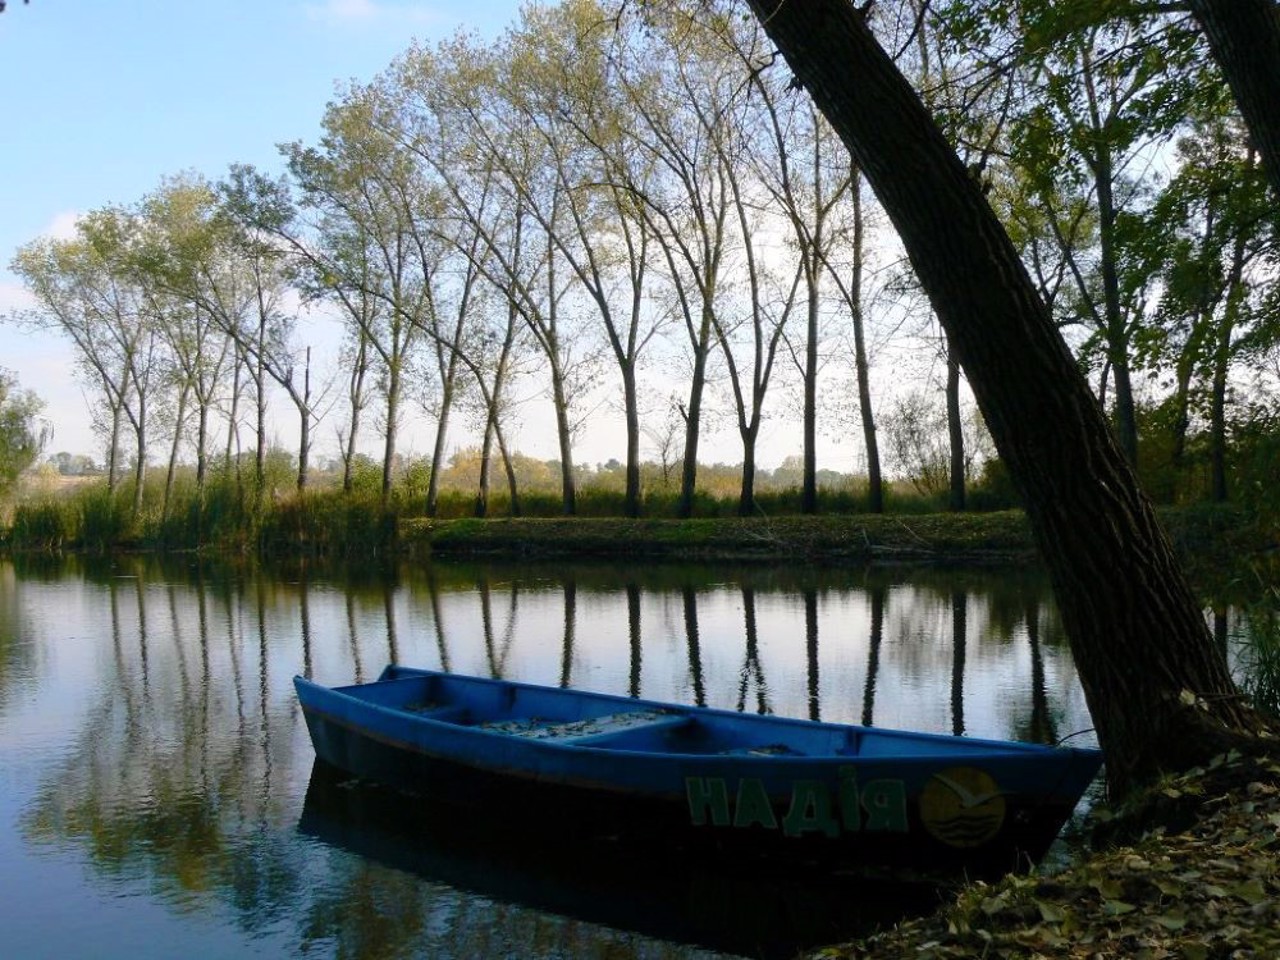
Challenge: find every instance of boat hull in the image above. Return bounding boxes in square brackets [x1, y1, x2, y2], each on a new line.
[296, 666, 1102, 879]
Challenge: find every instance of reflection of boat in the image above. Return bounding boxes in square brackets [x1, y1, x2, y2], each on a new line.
[295, 666, 1102, 879]
[299, 762, 938, 959]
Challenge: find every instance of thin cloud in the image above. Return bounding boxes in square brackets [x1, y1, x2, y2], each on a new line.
[42, 210, 81, 241]
[0, 280, 36, 316]
[303, 0, 446, 28]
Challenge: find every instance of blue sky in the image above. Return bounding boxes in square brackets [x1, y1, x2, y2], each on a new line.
[1, 0, 520, 457]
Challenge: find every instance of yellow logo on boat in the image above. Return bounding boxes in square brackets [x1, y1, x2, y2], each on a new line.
[919, 767, 1006, 848]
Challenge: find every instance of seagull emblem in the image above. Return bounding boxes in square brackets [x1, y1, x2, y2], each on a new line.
[932, 772, 1002, 808]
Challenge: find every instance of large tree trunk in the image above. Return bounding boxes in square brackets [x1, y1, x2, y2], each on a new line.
[745, 0, 1270, 796]
[1192, 0, 1280, 200]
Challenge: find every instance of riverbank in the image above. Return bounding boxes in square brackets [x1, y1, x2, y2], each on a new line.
[815, 752, 1280, 959]
[401, 504, 1266, 578]
[401, 510, 1037, 564]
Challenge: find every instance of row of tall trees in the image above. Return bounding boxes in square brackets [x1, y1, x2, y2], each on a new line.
[7, 0, 1278, 532]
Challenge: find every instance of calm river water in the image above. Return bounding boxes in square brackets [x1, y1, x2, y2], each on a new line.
[1, 554, 1215, 959]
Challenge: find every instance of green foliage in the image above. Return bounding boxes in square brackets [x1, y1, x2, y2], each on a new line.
[0, 370, 48, 496]
[1231, 404, 1280, 522]
[259, 488, 395, 556]
[78, 485, 136, 550]
[1239, 584, 1280, 718]
[396, 457, 433, 510]
[968, 458, 1022, 512]
[9, 500, 77, 550]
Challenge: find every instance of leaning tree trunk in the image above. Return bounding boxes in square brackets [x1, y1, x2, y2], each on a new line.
[745, 0, 1270, 797]
[1192, 0, 1280, 201]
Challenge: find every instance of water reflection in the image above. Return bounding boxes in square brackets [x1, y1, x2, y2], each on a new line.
[298, 762, 940, 960]
[1, 555, 1114, 959]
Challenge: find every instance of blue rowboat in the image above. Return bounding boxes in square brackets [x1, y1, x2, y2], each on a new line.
[295, 665, 1103, 878]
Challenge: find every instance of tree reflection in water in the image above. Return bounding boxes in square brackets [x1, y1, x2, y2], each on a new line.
[6, 556, 1107, 959]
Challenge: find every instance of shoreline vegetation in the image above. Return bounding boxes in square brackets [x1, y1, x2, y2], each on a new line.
[0, 469, 1270, 577]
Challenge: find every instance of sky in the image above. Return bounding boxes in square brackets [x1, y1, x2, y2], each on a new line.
[0, 0, 525, 459]
[0, 0, 883, 474]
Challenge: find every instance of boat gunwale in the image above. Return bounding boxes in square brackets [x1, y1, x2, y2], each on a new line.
[295, 669, 1100, 766]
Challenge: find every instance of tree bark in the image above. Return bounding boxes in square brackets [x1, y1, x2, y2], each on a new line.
[745, 0, 1271, 795]
[382, 361, 401, 506]
[429, 380, 453, 516]
[946, 337, 965, 512]
[195, 399, 210, 497]
[549, 355, 578, 517]
[1092, 139, 1139, 463]
[296, 346, 313, 492]
[475, 412, 495, 519]
[496, 418, 521, 518]
[1192, 0, 1280, 200]
[848, 166, 882, 512]
[678, 305, 714, 518]
[623, 363, 642, 518]
[802, 265, 819, 514]
[163, 383, 189, 524]
[738, 427, 758, 517]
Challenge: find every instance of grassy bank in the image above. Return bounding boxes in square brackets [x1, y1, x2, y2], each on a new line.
[402, 511, 1038, 563]
[404, 503, 1272, 576]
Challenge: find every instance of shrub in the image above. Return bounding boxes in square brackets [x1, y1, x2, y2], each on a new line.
[10, 499, 77, 550]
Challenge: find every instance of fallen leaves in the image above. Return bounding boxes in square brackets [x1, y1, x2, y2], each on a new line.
[820, 753, 1280, 959]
